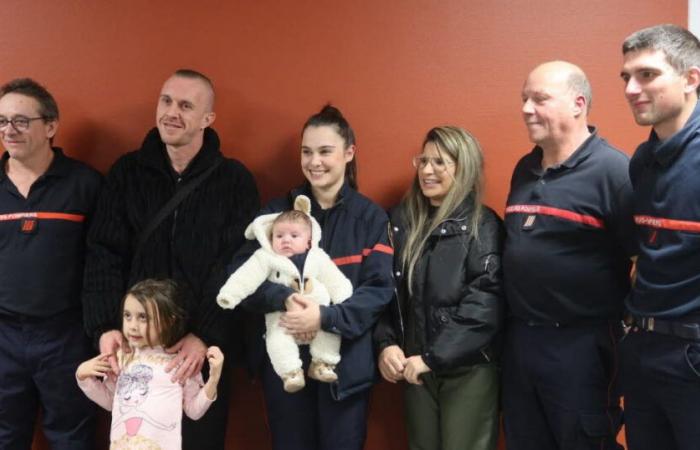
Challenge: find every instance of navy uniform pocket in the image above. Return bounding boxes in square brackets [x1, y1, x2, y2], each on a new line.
[578, 411, 622, 450]
[684, 343, 700, 379]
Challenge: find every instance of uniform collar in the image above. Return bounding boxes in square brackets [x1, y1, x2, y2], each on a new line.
[647, 101, 700, 167]
[136, 127, 223, 179]
[291, 180, 352, 213]
[527, 126, 598, 175]
[0, 147, 71, 182]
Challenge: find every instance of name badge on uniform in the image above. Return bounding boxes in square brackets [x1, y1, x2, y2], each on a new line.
[522, 215, 536, 230]
[20, 218, 37, 234]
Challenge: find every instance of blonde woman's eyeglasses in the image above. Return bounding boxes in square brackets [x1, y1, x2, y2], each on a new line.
[412, 155, 454, 173]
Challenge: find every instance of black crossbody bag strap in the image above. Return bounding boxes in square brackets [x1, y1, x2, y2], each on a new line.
[134, 158, 223, 254]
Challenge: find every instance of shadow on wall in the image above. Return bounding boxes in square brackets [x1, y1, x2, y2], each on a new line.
[62, 120, 134, 171]
[56, 93, 155, 173]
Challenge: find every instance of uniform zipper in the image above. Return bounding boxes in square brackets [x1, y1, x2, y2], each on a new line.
[169, 176, 182, 275]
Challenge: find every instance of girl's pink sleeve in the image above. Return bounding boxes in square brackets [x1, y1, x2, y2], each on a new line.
[76, 375, 115, 411]
[182, 373, 215, 420]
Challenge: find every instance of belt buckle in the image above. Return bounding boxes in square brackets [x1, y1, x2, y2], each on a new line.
[647, 317, 655, 331]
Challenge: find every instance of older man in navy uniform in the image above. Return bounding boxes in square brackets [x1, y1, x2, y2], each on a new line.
[502, 61, 634, 450]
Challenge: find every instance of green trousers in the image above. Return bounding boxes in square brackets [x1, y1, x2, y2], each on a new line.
[404, 363, 499, 450]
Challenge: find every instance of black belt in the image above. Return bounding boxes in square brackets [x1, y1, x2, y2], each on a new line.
[514, 317, 610, 328]
[633, 316, 700, 341]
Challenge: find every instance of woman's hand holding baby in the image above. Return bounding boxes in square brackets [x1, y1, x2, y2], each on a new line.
[281, 294, 321, 336]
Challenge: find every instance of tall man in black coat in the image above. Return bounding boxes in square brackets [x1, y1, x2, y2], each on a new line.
[82, 69, 259, 449]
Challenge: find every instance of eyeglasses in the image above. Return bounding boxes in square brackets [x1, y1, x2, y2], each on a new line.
[412, 155, 454, 173]
[0, 116, 46, 131]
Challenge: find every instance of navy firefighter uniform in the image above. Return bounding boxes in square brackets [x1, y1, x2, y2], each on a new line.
[233, 182, 394, 450]
[0, 148, 101, 449]
[621, 102, 700, 450]
[502, 128, 635, 450]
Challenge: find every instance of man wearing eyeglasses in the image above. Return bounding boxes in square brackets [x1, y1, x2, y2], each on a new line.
[501, 61, 635, 450]
[0, 78, 101, 449]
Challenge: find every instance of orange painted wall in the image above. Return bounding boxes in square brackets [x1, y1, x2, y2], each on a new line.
[0, 1, 685, 449]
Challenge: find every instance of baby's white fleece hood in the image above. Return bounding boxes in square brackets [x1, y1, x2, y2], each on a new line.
[217, 194, 353, 312]
[245, 195, 322, 250]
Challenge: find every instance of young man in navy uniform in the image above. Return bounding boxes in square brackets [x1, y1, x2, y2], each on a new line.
[620, 24, 700, 450]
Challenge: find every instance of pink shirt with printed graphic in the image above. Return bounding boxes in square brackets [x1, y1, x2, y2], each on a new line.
[77, 346, 214, 450]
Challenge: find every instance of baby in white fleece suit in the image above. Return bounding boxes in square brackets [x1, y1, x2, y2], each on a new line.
[217, 195, 352, 393]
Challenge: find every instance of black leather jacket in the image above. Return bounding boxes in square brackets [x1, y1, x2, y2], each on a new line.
[374, 199, 505, 373]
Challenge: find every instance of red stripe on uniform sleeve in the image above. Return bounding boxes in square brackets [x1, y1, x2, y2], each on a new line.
[333, 243, 394, 266]
[35, 212, 85, 222]
[505, 204, 604, 229]
[634, 215, 700, 233]
[0, 212, 85, 223]
[333, 255, 364, 266]
[371, 243, 394, 255]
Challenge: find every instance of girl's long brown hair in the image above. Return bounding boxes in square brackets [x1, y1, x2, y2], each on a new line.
[121, 278, 187, 349]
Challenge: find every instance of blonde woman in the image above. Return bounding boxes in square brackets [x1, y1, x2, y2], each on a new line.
[374, 126, 503, 450]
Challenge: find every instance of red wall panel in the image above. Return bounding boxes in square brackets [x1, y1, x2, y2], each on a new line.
[0, 1, 685, 448]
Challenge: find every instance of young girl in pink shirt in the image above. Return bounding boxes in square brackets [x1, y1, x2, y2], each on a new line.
[76, 279, 224, 450]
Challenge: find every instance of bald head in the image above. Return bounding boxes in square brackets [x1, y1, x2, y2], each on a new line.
[171, 69, 215, 111]
[521, 61, 592, 150]
[528, 61, 592, 114]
